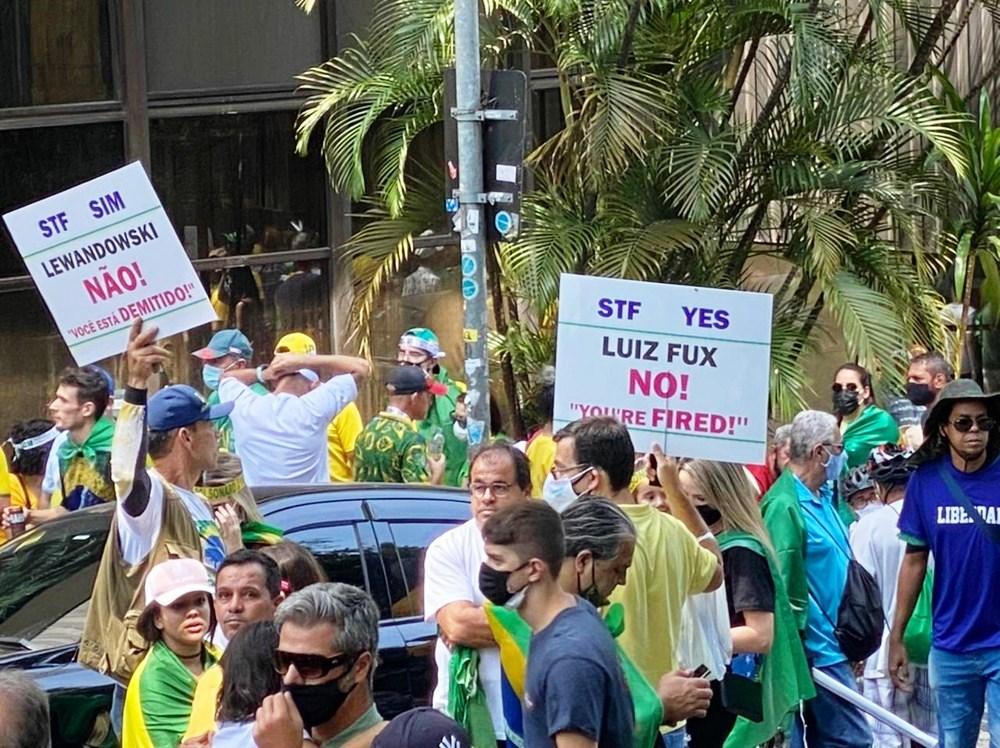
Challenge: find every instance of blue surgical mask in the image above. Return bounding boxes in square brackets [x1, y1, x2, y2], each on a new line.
[823, 448, 847, 484]
[542, 468, 591, 513]
[202, 364, 223, 392]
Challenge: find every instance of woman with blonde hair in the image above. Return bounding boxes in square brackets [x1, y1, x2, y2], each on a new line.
[653, 447, 814, 748]
[197, 452, 283, 548]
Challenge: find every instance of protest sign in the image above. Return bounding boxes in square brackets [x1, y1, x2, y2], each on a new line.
[554, 273, 772, 463]
[2, 162, 216, 365]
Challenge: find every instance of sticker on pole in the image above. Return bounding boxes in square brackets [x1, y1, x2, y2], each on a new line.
[494, 210, 517, 237]
[553, 273, 772, 463]
[462, 278, 479, 300]
[2, 162, 217, 365]
[461, 255, 476, 276]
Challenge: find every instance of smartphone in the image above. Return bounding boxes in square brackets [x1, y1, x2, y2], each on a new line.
[691, 664, 710, 678]
[647, 453, 661, 487]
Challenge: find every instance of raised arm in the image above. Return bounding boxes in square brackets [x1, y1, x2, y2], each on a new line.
[267, 353, 371, 382]
[114, 319, 168, 517]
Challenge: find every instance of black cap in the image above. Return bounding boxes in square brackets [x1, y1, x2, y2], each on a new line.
[386, 366, 448, 396]
[371, 708, 471, 748]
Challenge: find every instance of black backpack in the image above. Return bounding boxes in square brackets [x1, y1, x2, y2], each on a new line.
[831, 559, 884, 662]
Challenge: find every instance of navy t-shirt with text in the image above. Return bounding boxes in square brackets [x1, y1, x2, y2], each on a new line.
[523, 599, 634, 748]
[898, 455, 1000, 652]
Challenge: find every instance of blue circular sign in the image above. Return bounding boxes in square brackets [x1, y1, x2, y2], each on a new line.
[462, 278, 478, 300]
[461, 255, 476, 276]
[494, 210, 513, 235]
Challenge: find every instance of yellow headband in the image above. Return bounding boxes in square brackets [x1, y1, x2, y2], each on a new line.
[199, 475, 247, 502]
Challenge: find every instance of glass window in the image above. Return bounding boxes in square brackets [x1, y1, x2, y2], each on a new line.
[0, 122, 125, 276]
[287, 523, 367, 592]
[377, 521, 463, 618]
[0, 0, 115, 108]
[144, 0, 322, 95]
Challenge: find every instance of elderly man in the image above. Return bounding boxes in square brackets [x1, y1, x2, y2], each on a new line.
[761, 410, 872, 747]
[890, 380, 1000, 746]
[423, 443, 533, 743]
[191, 328, 262, 452]
[550, 416, 722, 748]
[0, 671, 51, 748]
[253, 583, 383, 747]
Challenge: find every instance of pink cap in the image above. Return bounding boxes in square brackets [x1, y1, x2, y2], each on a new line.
[143, 558, 213, 608]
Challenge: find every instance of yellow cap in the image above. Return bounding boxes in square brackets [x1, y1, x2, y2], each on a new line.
[274, 332, 317, 355]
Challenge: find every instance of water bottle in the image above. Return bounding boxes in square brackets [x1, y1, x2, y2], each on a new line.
[429, 430, 445, 458]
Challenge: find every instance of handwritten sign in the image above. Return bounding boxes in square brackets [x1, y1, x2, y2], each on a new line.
[3, 162, 216, 365]
[554, 274, 772, 463]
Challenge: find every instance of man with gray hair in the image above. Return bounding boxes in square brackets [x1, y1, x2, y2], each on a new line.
[0, 671, 51, 748]
[253, 582, 384, 748]
[760, 410, 872, 747]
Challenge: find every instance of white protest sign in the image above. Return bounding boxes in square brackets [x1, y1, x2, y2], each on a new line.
[2, 162, 216, 365]
[554, 273, 772, 463]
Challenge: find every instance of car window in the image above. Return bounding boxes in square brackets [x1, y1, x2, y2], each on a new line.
[285, 523, 366, 594]
[0, 523, 106, 641]
[375, 521, 462, 619]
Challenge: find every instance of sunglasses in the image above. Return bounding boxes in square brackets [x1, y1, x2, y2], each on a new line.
[274, 650, 356, 680]
[831, 383, 860, 393]
[949, 416, 996, 433]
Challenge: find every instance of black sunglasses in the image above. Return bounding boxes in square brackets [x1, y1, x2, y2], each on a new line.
[831, 383, 860, 393]
[274, 650, 356, 680]
[949, 416, 996, 433]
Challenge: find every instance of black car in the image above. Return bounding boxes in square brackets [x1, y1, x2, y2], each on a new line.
[0, 484, 471, 747]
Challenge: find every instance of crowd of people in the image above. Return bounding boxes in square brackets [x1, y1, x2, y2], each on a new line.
[0, 318, 998, 748]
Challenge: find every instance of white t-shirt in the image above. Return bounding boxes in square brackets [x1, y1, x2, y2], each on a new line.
[116, 470, 226, 573]
[212, 721, 257, 748]
[423, 518, 504, 739]
[41, 430, 70, 496]
[851, 500, 905, 678]
[219, 375, 357, 486]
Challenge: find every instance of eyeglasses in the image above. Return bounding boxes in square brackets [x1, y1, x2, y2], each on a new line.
[822, 442, 845, 454]
[949, 416, 996, 433]
[274, 650, 356, 680]
[550, 463, 591, 479]
[470, 482, 513, 498]
[831, 383, 860, 393]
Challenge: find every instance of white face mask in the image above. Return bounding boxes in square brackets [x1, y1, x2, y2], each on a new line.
[453, 420, 468, 442]
[854, 502, 880, 518]
[542, 468, 592, 513]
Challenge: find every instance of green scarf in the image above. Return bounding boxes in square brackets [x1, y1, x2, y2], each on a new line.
[240, 520, 284, 546]
[58, 416, 114, 466]
[448, 645, 498, 748]
[720, 530, 816, 748]
[842, 404, 900, 469]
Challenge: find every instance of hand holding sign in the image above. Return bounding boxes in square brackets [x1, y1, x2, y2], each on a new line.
[126, 319, 169, 390]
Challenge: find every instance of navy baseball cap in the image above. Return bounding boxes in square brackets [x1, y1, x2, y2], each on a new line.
[192, 329, 253, 361]
[386, 366, 448, 396]
[372, 708, 470, 748]
[148, 385, 233, 431]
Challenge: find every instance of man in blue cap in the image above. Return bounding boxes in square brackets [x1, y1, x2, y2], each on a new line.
[192, 329, 265, 452]
[80, 319, 238, 687]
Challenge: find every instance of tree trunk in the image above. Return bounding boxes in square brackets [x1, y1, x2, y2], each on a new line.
[958, 250, 977, 377]
[487, 243, 525, 437]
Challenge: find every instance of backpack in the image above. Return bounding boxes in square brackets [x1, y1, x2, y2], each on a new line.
[832, 559, 884, 662]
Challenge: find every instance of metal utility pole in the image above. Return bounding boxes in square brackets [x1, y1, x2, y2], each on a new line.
[453, 0, 491, 451]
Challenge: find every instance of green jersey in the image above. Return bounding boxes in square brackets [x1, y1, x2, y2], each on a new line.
[354, 411, 430, 484]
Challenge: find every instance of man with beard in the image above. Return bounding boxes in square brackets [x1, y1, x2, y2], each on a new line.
[890, 380, 1000, 746]
[253, 583, 382, 748]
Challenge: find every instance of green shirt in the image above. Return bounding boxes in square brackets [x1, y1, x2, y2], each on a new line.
[418, 367, 466, 486]
[354, 411, 429, 484]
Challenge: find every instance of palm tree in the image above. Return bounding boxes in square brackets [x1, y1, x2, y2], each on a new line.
[295, 0, 969, 419]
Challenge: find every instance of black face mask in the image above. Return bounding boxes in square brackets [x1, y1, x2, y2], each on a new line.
[696, 504, 722, 526]
[833, 390, 861, 415]
[284, 674, 356, 729]
[478, 562, 528, 607]
[578, 558, 608, 608]
[906, 382, 935, 407]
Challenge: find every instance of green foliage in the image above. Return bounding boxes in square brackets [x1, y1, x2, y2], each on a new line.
[295, 0, 972, 415]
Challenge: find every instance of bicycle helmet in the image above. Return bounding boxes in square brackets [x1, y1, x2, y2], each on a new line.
[869, 444, 916, 488]
[840, 466, 874, 500]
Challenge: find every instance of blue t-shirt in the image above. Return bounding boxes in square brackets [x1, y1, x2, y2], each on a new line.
[898, 455, 1000, 652]
[795, 476, 851, 667]
[523, 600, 634, 748]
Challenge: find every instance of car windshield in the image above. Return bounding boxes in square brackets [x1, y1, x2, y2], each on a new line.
[0, 508, 109, 644]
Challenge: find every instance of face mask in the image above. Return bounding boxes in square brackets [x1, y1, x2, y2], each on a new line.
[823, 448, 847, 483]
[696, 504, 722, 526]
[854, 501, 879, 518]
[478, 561, 529, 608]
[202, 364, 223, 392]
[283, 673, 356, 729]
[453, 420, 468, 442]
[578, 557, 608, 608]
[832, 390, 861, 415]
[906, 382, 935, 407]
[542, 467, 591, 513]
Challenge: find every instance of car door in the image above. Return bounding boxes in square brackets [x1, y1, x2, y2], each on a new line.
[365, 495, 471, 707]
